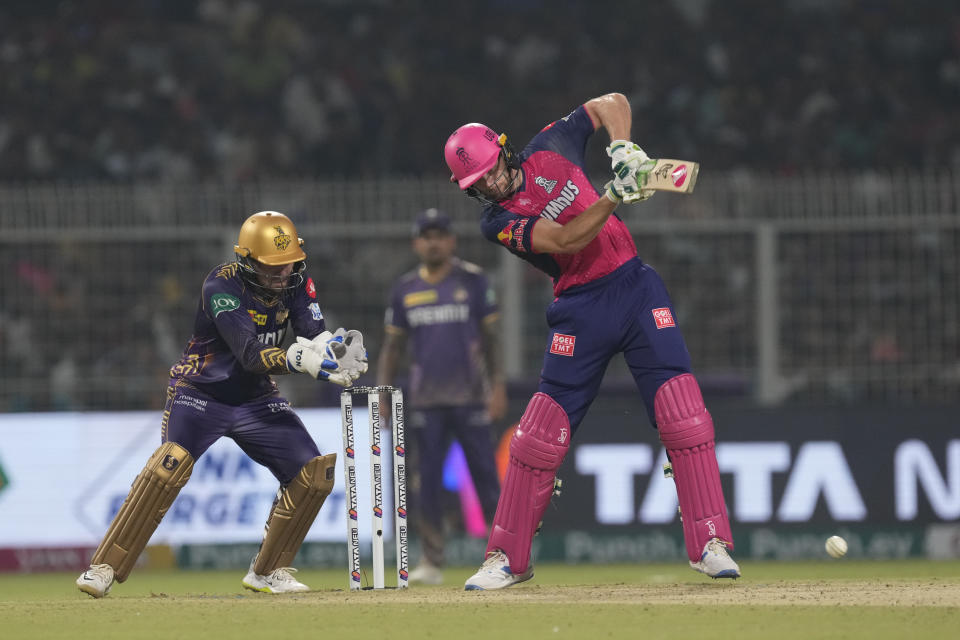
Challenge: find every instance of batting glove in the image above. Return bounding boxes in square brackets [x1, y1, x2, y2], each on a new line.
[606, 140, 650, 181]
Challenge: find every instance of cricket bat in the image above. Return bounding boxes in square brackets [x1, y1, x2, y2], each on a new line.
[644, 159, 699, 194]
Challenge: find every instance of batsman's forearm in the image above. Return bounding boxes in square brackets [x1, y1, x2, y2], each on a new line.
[532, 196, 618, 254]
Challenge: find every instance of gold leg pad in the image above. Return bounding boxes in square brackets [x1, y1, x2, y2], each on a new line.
[254, 453, 337, 574]
[91, 442, 194, 582]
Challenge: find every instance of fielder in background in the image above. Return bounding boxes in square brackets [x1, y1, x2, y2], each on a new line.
[444, 92, 740, 590]
[377, 208, 506, 585]
[76, 211, 368, 598]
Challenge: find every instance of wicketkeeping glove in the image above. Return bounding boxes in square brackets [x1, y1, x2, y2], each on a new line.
[286, 331, 357, 386]
[333, 328, 369, 378]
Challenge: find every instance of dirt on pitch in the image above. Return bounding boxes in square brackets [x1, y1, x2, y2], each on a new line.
[305, 581, 960, 607]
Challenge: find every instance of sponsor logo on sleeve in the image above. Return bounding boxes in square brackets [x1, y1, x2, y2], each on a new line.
[210, 293, 241, 317]
[308, 303, 323, 321]
[652, 307, 676, 329]
[497, 218, 530, 251]
[550, 332, 576, 356]
[248, 310, 267, 326]
[306, 277, 316, 299]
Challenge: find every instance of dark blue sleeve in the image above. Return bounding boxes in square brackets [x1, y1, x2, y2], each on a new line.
[522, 105, 596, 169]
[480, 205, 538, 255]
[203, 274, 287, 373]
[289, 273, 327, 340]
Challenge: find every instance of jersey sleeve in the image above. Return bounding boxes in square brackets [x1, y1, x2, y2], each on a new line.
[202, 276, 287, 374]
[525, 105, 596, 169]
[481, 206, 539, 255]
[288, 274, 327, 340]
[384, 281, 409, 334]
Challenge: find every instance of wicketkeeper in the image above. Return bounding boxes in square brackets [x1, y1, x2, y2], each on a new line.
[444, 92, 740, 590]
[77, 211, 368, 597]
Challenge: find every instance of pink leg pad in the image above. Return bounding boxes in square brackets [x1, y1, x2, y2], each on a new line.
[487, 392, 570, 574]
[654, 373, 734, 562]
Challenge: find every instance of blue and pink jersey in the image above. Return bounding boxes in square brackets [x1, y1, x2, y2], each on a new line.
[385, 259, 498, 408]
[479, 105, 639, 295]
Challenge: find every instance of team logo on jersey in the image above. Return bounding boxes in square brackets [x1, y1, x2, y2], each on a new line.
[550, 332, 576, 356]
[306, 277, 317, 299]
[273, 225, 291, 251]
[276, 308, 289, 324]
[210, 293, 240, 317]
[248, 309, 268, 326]
[454, 288, 468, 302]
[535, 176, 558, 194]
[652, 307, 676, 329]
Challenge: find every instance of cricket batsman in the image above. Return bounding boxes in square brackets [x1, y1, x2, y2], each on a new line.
[77, 211, 368, 597]
[444, 92, 740, 590]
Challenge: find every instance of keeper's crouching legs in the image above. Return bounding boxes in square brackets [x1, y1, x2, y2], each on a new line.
[486, 392, 570, 575]
[655, 374, 739, 577]
[83, 441, 194, 592]
[252, 454, 337, 574]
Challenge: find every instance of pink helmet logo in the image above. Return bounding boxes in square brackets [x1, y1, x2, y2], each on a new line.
[455, 146, 476, 171]
[445, 123, 503, 189]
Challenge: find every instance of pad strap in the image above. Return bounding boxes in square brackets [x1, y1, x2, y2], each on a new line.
[92, 441, 194, 582]
[655, 374, 734, 562]
[486, 393, 570, 574]
[254, 454, 337, 573]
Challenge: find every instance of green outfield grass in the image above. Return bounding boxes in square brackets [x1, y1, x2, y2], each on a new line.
[1, 560, 958, 639]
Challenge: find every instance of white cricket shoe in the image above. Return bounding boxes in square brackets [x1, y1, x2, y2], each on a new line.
[77, 563, 115, 598]
[690, 538, 741, 579]
[463, 551, 533, 591]
[408, 562, 444, 586]
[242, 561, 310, 594]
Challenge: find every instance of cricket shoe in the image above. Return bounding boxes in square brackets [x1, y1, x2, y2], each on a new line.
[463, 551, 533, 591]
[242, 561, 310, 593]
[77, 563, 115, 598]
[408, 562, 444, 586]
[690, 538, 741, 579]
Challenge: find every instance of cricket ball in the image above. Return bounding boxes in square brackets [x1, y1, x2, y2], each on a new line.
[825, 535, 848, 558]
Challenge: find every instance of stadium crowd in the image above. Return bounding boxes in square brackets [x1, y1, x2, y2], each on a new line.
[0, 0, 958, 182]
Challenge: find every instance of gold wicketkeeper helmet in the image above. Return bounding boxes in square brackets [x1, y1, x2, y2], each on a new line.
[234, 211, 307, 297]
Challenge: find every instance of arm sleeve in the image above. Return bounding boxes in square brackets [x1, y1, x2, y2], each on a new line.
[526, 105, 595, 168]
[203, 277, 288, 374]
[288, 274, 327, 340]
[481, 207, 539, 255]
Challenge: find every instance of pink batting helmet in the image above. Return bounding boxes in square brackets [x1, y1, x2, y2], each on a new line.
[444, 123, 504, 189]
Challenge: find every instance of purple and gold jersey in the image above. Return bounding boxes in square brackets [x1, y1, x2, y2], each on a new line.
[480, 105, 639, 296]
[169, 263, 326, 404]
[385, 258, 497, 408]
